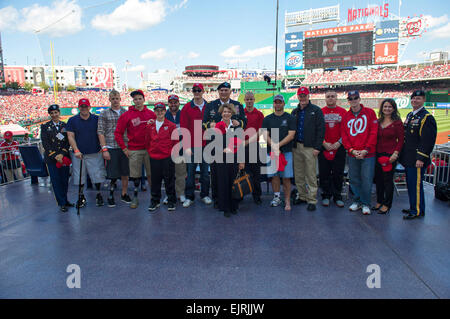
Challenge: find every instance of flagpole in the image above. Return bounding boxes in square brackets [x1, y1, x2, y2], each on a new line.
[274, 0, 279, 95]
[50, 41, 58, 104]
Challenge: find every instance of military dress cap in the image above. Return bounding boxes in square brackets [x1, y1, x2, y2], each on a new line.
[48, 104, 60, 113]
[217, 82, 231, 90]
[411, 90, 426, 98]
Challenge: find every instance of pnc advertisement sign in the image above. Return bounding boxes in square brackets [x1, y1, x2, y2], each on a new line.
[375, 20, 399, 43]
[374, 42, 398, 64]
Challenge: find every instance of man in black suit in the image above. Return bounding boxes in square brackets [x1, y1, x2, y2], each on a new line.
[399, 90, 437, 220]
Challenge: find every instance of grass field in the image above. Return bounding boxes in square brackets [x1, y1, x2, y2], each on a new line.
[260, 108, 450, 144]
[260, 108, 450, 133]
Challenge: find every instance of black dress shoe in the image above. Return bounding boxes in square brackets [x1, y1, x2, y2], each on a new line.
[60, 205, 68, 213]
[231, 209, 238, 215]
[307, 203, 316, 211]
[403, 213, 424, 220]
[377, 207, 390, 215]
[402, 208, 411, 214]
[66, 202, 75, 208]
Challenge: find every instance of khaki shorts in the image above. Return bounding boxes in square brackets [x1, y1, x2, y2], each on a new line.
[128, 149, 151, 178]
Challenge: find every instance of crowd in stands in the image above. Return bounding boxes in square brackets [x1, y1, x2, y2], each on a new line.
[302, 64, 450, 85]
[0, 90, 240, 125]
[1, 64, 448, 125]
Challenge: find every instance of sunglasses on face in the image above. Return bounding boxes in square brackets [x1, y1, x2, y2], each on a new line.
[192, 89, 202, 93]
[348, 97, 359, 101]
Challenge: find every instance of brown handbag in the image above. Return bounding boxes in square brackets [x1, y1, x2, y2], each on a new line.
[232, 169, 253, 200]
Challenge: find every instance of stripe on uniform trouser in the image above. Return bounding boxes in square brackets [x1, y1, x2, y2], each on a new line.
[416, 167, 421, 216]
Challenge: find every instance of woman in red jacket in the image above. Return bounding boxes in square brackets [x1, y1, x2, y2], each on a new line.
[145, 102, 178, 212]
[214, 103, 245, 217]
[373, 99, 404, 214]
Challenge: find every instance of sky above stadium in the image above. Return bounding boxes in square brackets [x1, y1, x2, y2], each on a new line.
[0, 0, 449, 87]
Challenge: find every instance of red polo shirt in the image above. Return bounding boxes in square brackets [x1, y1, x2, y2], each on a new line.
[244, 107, 264, 141]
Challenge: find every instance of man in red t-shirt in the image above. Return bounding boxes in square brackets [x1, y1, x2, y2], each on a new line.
[243, 92, 265, 204]
[319, 90, 347, 208]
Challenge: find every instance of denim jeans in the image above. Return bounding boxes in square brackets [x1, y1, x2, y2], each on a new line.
[347, 156, 375, 207]
[185, 148, 210, 200]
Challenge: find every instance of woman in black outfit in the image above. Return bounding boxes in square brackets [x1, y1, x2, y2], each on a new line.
[213, 103, 245, 217]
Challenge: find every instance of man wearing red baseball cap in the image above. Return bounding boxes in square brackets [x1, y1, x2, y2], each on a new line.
[146, 102, 178, 212]
[1, 131, 24, 183]
[291, 87, 325, 211]
[180, 83, 211, 208]
[66, 98, 106, 209]
[115, 89, 156, 209]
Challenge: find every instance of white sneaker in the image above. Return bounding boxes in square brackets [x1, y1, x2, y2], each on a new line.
[162, 196, 168, 205]
[270, 196, 282, 207]
[362, 206, 371, 215]
[201, 196, 213, 205]
[349, 202, 361, 211]
[183, 199, 193, 208]
[179, 195, 186, 203]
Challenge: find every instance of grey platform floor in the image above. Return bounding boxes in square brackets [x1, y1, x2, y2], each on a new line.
[0, 180, 449, 299]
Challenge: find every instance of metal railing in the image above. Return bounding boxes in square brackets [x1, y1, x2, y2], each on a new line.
[0, 141, 48, 186]
[426, 142, 450, 186]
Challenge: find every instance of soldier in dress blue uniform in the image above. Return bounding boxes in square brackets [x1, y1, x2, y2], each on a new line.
[399, 90, 437, 220]
[41, 104, 73, 212]
[203, 82, 247, 208]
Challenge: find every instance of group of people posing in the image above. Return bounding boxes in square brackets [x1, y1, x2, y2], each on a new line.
[40, 82, 437, 219]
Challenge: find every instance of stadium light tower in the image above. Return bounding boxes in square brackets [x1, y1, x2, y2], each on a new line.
[0, 33, 5, 86]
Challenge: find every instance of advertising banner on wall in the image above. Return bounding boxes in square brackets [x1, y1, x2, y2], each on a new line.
[74, 67, 87, 87]
[374, 42, 399, 64]
[32, 67, 45, 86]
[285, 32, 304, 52]
[91, 67, 114, 88]
[285, 51, 304, 70]
[375, 20, 399, 43]
[4, 67, 25, 85]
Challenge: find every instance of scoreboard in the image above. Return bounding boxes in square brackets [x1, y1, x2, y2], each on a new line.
[304, 31, 373, 68]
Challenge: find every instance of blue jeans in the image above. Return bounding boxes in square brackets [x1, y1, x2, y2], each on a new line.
[185, 148, 210, 200]
[347, 156, 375, 207]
